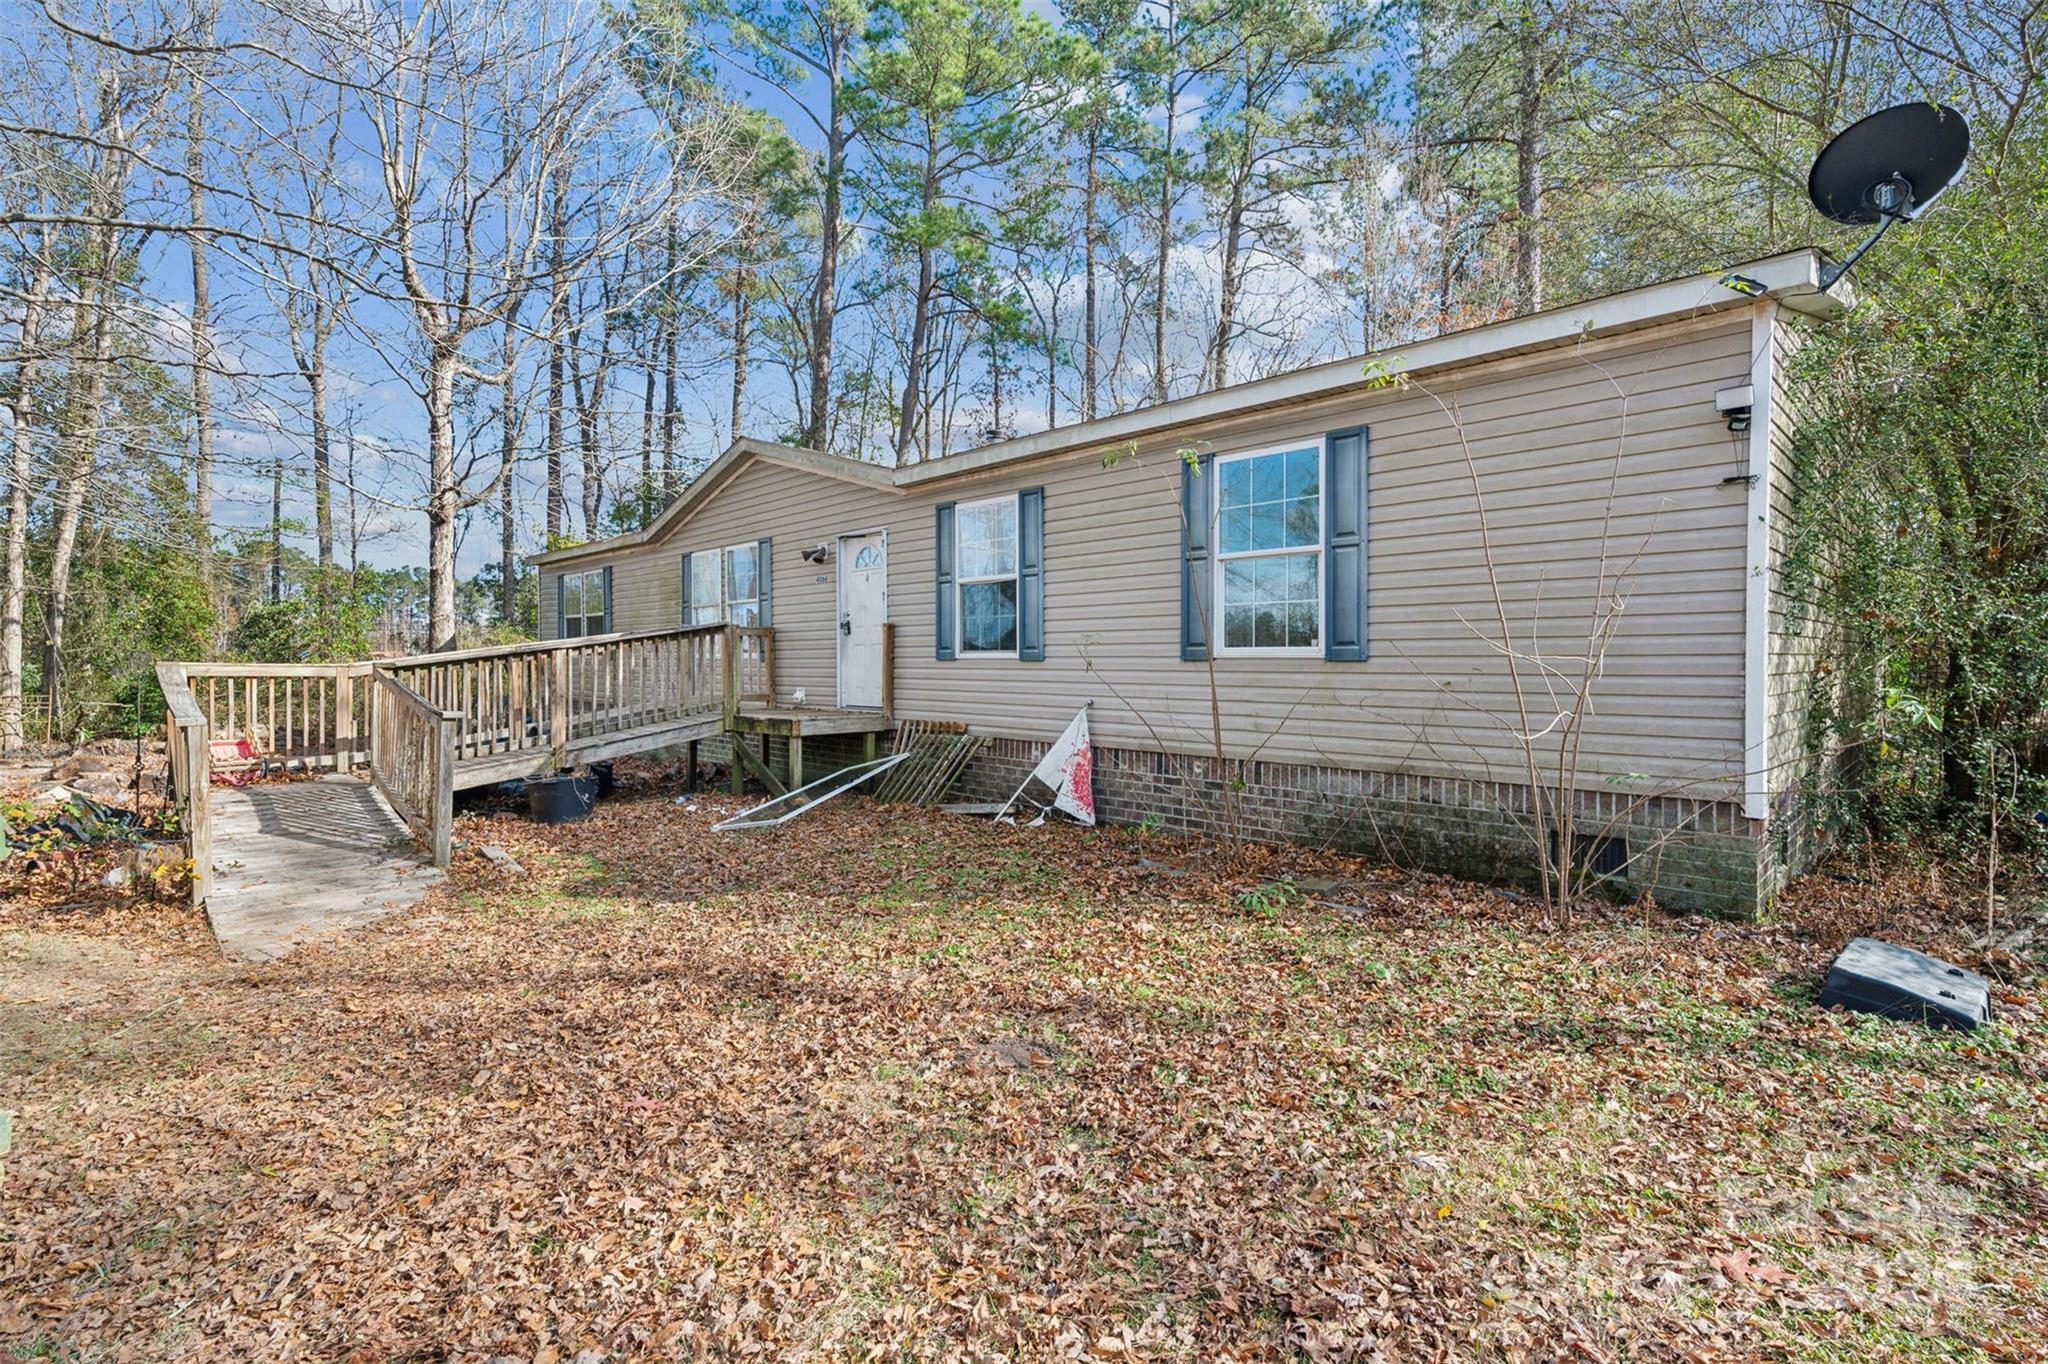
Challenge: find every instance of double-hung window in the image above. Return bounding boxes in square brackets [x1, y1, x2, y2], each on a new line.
[955, 495, 1019, 654]
[684, 543, 766, 625]
[560, 568, 609, 638]
[723, 543, 760, 625]
[1215, 444, 1321, 653]
[685, 552, 723, 625]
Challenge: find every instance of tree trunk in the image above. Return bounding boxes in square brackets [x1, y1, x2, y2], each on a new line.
[661, 297, 679, 493]
[1205, 164, 1248, 392]
[808, 98, 845, 450]
[730, 260, 751, 440]
[187, 65, 215, 581]
[1513, 13, 1544, 315]
[426, 350, 460, 650]
[662, 153, 681, 486]
[545, 163, 569, 541]
[0, 250, 52, 750]
[269, 455, 284, 603]
[499, 429, 517, 625]
[309, 354, 333, 568]
[639, 353, 655, 509]
[895, 244, 937, 462]
[44, 253, 119, 722]
[1044, 319, 1058, 430]
[893, 154, 939, 463]
[1083, 124, 1099, 422]
[573, 313, 609, 536]
[1152, 1, 1178, 406]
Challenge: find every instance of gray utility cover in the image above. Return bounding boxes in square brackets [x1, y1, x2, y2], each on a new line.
[1817, 936, 1992, 1031]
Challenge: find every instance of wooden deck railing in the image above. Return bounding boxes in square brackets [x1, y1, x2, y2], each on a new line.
[161, 624, 761, 891]
[368, 669, 458, 867]
[175, 662, 372, 770]
[732, 626, 775, 709]
[378, 625, 733, 770]
[156, 662, 213, 908]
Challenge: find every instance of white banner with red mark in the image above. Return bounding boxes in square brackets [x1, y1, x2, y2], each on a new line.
[998, 706, 1096, 826]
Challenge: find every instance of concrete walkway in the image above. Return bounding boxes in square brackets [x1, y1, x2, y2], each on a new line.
[204, 776, 442, 961]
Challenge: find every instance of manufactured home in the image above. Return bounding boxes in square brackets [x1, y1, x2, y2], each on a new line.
[530, 251, 1847, 915]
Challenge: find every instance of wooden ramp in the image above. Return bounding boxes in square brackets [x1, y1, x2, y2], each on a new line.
[156, 622, 899, 958]
[203, 777, 442, 961]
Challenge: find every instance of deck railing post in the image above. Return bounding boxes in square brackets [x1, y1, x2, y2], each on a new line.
[185, 723, 210, 907]
[549, 645, 571, 768]
[762, 630, 775, 704]
[881, 622, 896, 718]
[721, 625, 738, 726]
[432, 713, 456, 868]
[334, 663, 355, 770]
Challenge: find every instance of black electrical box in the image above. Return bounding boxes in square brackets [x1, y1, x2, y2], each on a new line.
[1818, 937, 1992, 1032]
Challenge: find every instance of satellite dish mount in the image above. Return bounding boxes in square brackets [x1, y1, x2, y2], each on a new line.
[1805, 102, 1969, 293]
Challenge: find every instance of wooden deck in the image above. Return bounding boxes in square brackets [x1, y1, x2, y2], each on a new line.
[204, 777, 441, 961]
[157, 623, 898, 957]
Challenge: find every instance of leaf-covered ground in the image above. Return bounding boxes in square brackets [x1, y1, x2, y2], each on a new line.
[5, 771, 2045, 1362]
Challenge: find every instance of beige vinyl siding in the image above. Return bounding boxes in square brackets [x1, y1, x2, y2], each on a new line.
[541, 313, 1758, 798]
[1766, 312, 1836, 801]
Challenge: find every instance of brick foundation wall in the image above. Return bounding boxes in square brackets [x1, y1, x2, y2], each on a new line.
[951, 736, 1774, 918]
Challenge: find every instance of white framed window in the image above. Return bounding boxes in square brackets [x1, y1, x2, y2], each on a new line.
[1214, 443, 1322, 654]
[723, 542, 760, 625]
[685, 544, 762, 625]
[685, 552, 722, 625]
[560, 568, 608, 638]
[955, 494, 1019, 655]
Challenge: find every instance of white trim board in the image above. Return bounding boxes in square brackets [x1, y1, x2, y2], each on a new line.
[1741, 300, 1776, 822]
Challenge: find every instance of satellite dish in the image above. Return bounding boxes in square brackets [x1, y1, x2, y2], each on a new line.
[1806, 102, 1969, 291]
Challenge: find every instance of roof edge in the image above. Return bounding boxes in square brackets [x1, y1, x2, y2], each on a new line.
[895, 250, 1842, 488]
[529, 251, 1844, 568]
[526, 437, 894, 567]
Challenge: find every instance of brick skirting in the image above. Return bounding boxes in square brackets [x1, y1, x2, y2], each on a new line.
[950, 735, 1784, 918]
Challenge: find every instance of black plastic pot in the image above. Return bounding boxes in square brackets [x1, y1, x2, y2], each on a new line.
[528, 773, 596, 824]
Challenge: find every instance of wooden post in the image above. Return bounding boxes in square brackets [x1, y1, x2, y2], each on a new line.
[335, 664, 355, 770]
[864, 731, 878, 763]
[730, 736, 744, 795]
[550, 645, 571, 768]
[762, 630, 776, 703]
[186, 725, 211, 908]
[789, 732, 804, 790]
[432, 714, 456, 869]
[686, 739, 699, 792]
[880, 622, 896, 717]
[721, 626, 738, 725]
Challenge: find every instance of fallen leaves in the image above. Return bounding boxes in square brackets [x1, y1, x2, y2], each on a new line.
[1710, 1247, 1793, 1291]
[2, 769, 2044, 1360]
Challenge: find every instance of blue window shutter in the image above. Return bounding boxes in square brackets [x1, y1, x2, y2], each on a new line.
[1017, 487, 1044, 662]
[678, 552, 692, 625]
[553, 573, 565, 639]
[1180, 455, 1214, 661]
[1324, 426, 1368, 661]
[601, 565, 614, 635]
[934, 502, 956, 660]
[757, 538, 773, 627]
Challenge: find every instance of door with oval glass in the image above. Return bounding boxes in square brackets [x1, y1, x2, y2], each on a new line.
[837, 530, 888, 708]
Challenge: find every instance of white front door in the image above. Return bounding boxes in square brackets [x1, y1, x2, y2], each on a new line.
[837, 531, 888, 708]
